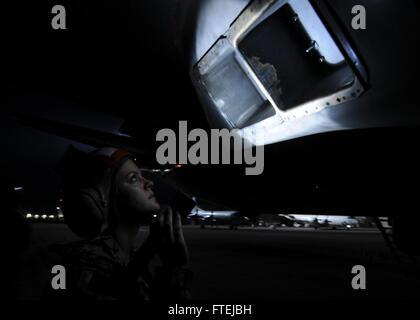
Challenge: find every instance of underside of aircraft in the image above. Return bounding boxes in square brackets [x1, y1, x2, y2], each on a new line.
[5, 0, 420, 253]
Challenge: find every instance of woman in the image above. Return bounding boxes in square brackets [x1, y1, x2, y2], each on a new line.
[49, 146, 192, 300]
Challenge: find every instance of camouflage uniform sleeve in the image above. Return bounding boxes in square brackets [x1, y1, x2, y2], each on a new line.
[151, 266, 194, 300]
[64, 255, 122, 300]
[65, 255, 157, 300]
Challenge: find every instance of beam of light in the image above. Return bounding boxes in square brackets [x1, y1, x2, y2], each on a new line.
[288, 0, 344, 64]
[193, 0, 363, 146]
[194, 0, 250, 65]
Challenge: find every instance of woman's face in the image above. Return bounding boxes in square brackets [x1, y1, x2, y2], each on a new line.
[114, 159, 160, 223]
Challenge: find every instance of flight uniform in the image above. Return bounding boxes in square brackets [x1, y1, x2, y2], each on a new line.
[47, 234, 193, 300]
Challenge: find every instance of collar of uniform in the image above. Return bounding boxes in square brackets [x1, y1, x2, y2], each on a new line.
[100, 234, 134, 267]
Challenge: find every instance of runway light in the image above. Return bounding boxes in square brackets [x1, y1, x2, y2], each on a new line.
[41, 215, 47, 219]
[34, 214, 40, 219]
[153, 214, 158, 218]
[26, 213, 32, 219]
[175, 165, 182, 168]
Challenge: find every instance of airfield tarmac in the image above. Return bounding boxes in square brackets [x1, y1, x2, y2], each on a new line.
[16, 223, 420, 300]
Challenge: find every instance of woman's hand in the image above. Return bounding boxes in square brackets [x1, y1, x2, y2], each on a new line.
[150, 206, 189, 268]
[127, 206, 192, 299]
